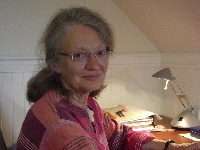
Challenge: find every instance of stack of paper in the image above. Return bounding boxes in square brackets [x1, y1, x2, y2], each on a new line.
[119, 116, 154, 131]
[103, 104, 161, 131]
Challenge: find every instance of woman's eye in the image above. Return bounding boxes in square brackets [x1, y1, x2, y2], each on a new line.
[97, 50, 106, 56]
[74, 52, 86, 58]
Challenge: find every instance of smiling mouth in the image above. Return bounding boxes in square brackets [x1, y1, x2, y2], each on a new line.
[83, 74, 100, 81]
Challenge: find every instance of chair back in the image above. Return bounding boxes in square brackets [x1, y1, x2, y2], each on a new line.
[0, 129, 7, 150]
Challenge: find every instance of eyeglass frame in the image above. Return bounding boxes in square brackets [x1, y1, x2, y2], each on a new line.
[59, 47, 113, 63]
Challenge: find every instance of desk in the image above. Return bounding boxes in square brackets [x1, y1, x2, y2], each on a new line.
[152, 115, 195, 144]
[151, 130, 194, 144]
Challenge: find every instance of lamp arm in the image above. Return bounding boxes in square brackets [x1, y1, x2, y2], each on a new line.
[169, 82, 187, 110]
[174, 81, 194, 111]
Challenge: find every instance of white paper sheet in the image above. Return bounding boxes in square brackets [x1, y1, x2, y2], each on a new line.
[179, 133, 200, 142]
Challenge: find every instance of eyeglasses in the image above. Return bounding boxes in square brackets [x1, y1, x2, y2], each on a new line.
[59, 49, 113, 64]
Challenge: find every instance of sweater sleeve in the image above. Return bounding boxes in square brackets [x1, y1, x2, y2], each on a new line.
[101, 110, 155, 150]
[125, 128, 155, 150]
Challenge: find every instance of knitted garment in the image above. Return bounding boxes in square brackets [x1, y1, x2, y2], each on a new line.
[16, 90, 155, 150]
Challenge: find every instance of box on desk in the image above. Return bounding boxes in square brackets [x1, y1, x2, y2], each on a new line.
[190, 126, 200, 138]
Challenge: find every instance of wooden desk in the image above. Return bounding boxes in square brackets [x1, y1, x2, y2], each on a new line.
[151, 130, 194, 144]
[152, 115, 195, 144]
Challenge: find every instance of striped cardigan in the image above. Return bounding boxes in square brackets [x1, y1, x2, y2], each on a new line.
[16, 90, 154, 150]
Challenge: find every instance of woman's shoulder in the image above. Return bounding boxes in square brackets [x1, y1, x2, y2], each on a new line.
[27, 90, 64, 127]
[31, 90, 64, 110]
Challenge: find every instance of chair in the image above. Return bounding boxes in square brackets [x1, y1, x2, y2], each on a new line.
[0, 129, 7, 150]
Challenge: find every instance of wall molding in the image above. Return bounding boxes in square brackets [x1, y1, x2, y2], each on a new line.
[0, 56, 43, 73]
[2, 51, 200, 72]
[0, 52, 161, 72]
[161, 51, 200, 68]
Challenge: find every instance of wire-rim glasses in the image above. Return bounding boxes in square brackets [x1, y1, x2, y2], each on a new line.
[59, 47, 113, 64]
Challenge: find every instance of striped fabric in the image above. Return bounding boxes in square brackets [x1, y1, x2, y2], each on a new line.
[16, 90, 155, 150]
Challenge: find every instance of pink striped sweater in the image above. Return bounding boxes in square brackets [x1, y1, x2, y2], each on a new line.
[16, 90, 155, 150]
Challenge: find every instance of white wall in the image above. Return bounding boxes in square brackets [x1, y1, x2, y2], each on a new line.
[0, 0, 159, 57]
[98, 52, 161, 113]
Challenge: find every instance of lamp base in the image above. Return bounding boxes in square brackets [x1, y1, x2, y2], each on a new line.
[171, 110, 200, 130]
[172, 126, 190, 131]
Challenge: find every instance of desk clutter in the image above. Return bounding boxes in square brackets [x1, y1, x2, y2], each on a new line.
[180, 133, 200, 142]
[103, 104, 161, 131]
[190, 126, 200, 138]
[172, 126, 200, 142]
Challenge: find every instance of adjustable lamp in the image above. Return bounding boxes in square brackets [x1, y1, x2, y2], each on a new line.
[152, 68, 200, 130]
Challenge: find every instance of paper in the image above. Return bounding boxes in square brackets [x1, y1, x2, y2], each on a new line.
[179, 133, 200, 142]
[103, 104, 158, 122]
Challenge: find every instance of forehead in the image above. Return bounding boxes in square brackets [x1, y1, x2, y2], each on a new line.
[61, 25, 105, 51]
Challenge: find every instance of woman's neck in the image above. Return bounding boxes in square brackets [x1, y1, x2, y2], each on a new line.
[69, 93, 89, 109]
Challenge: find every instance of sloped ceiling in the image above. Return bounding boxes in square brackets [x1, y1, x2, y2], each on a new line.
[113, 0, 200, 52]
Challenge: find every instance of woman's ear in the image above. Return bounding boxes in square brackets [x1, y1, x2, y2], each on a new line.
[51, 64, 61, 73]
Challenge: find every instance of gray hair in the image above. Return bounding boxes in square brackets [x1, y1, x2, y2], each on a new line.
[42, 7, 114, 68]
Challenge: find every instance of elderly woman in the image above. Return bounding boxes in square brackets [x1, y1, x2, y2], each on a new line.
[16, 7, 199, 150]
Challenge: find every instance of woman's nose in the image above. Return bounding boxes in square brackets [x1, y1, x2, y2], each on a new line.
[85, 54, 100, 70]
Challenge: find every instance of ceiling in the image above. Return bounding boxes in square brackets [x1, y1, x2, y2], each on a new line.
[113, 0, 200, 52]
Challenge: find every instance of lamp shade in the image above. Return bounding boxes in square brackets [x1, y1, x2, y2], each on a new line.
[152, 68, 176, 81]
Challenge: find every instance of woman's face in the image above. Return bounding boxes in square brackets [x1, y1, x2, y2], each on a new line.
[55, 25, 109, 94]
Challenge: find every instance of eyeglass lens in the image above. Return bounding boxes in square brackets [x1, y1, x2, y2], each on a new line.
[72, 50, 112, 63]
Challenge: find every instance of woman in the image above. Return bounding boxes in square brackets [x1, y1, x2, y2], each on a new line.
[16, 7, 199, 150]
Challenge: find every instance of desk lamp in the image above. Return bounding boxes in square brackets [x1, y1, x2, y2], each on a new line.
[152, 68, 200, 130]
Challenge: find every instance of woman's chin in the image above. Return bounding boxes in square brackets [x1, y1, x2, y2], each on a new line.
[78, 86, 101, 94]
